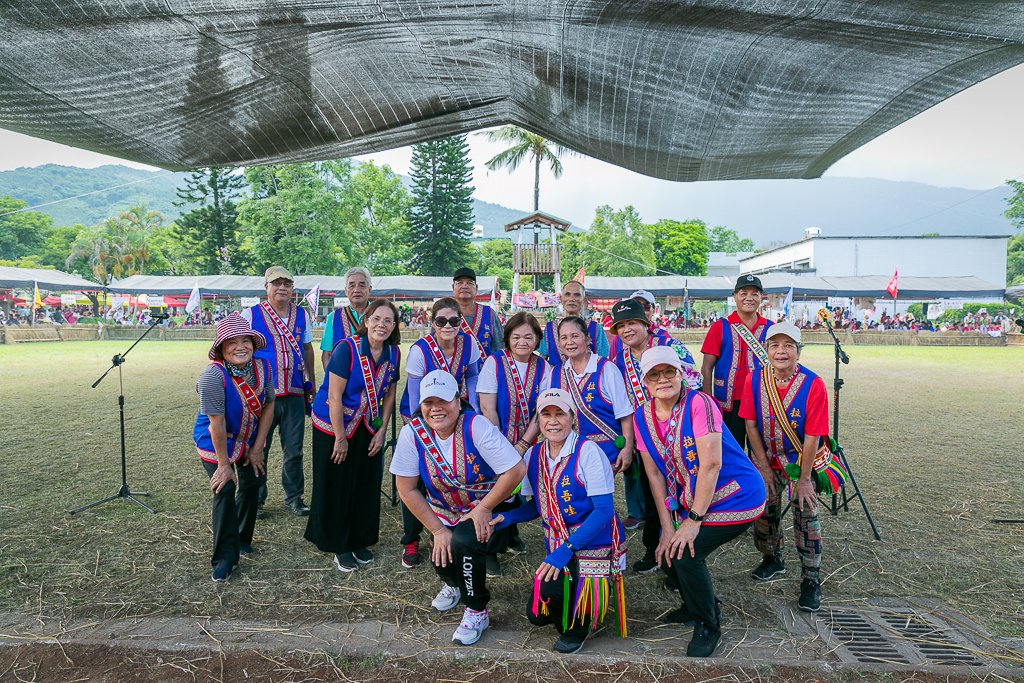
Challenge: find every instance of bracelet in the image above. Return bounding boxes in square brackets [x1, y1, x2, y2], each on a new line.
[563, 540, 577, 555]
[516, 439, 530, 450]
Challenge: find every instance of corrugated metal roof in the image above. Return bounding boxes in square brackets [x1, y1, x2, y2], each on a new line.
[0, 267, 101, 291]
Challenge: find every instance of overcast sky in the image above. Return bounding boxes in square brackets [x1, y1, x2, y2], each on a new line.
[2, 62, 1022, 229]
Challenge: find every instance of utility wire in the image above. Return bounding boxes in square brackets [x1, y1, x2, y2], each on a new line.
[570, 237, 684, 277]
[0, 171, 179, 217]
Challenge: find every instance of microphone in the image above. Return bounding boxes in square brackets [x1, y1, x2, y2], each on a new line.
[152, 312, 171, 320]
[817, 309, 832, 324]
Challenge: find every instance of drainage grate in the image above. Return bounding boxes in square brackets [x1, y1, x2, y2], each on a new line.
[881, 612, 985, 666]
[821, 610, 912, 664]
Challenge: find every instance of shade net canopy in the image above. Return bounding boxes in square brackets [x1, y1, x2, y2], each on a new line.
[0, 266, 101, 291]
[107, 274, 493, 297]
[2, 2, 1023, 180]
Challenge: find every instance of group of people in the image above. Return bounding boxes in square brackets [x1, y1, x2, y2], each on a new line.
[193, 267, 832, 657]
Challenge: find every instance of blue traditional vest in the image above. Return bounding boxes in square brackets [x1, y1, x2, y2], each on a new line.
[607, 325, 672, 361]
[544, 319, 601, 367]
[751, 365, 823, 467]
[551, 357, 622, 463]
[464, 304, 496, 359]
[328, 306, 362, 350]
[250, 302, 308, 396]
[634, 391, 766, 525]
[526, 437, 621, 554]
[194, 359, 271, 464]
[414, 413, 498, 525]
[611, 334, 684, 410]
[399, 333, 473, 419]
[312, 337, 399, 438]
[711, 317, 772, 408]
[492, 350, 547, 444]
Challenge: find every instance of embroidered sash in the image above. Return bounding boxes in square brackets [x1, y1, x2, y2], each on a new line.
[621, 347, 649, 408]
[423, 334, 469, 399]
[757, 367, 806, 463]
[342, 306, 361, 337]
[260, 301, 305, 371]
[359, 351, 388, 426]
[502, 353, 539, 444]
[562, 364, 616, 444]
[732, 320, 769, 367]
[642, 401, 687, 515]
[460, 305, 488, 358]
[411, 416, 496, 523]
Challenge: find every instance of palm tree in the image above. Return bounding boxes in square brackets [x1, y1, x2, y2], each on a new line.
[481, 126, 575, 212]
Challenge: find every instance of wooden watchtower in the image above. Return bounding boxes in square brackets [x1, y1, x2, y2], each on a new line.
[504, 211, 571, 303]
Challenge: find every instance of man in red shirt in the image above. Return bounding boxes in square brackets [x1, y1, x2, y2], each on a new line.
[700, 275, 772, 450]
[739, 322, 826, 613]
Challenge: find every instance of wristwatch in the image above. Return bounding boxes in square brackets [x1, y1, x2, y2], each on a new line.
[687, 509, 706, 523]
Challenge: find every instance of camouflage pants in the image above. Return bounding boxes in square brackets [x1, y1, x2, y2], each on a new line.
[753, 468, 821, 581]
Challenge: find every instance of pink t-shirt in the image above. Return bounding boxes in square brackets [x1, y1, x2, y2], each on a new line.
[635, 392, 722, 454]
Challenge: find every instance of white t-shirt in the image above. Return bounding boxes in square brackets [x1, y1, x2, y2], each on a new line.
[560, 352, 634, 420]
[518, 433, 615, 498]
[241, 306, 314, 345]
[477, 354, 553, 395]
[405, 337, 482, 377]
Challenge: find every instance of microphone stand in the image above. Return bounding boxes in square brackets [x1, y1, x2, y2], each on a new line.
[69, 314, 169, 515]
[821, 316, 881, 540]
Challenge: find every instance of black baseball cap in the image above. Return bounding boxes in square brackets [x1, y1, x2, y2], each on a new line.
[610, 299, 649, 332]
[453, 267, 477, 282]
[734, 274, 763, 293]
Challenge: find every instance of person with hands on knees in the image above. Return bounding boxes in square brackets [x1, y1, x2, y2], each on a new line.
[194, 313, 277, 583]
[740, 322, 828, 613]
[390, 370, 526, 646]
[633, 346, 766, 658]
[306, 299, 401, 572]
[490, 389, 627, 655]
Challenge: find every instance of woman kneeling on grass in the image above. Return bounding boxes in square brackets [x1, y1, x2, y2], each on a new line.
[633, 346, 766, 658]
[194, 313, 276, 583]
[490, 388, 627, 655]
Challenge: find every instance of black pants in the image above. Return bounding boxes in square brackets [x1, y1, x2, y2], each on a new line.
[258, 394, 306, 506]
[202, 457, 264, 570]
[432, 520, 509, 611]
[525, 558, 590, 637]
[721, 401, 746, 452]
[400, 479, 428, 545]
[304, 424, 383, 554]
[638, 459, 661, 553]
[663, 520, 753, 629]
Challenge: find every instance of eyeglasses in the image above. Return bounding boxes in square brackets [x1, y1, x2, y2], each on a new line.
[644, 367, 679, 382]
[368, 315, 395, 327]
[433, 316, 463, 328]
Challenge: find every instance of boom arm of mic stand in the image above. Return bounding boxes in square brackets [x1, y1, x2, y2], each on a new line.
[824, 321, 850, 364]
[91, 317, 165, 388]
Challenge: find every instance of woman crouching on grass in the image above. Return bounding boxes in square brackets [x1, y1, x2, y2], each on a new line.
[490, 389, 627, 654]
[194, 313, 276, 583]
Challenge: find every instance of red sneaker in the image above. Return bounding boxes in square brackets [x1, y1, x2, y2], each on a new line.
[402, 542, 421, 569]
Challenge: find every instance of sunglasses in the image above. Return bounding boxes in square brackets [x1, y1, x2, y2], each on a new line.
[433, 316, 463, 328]
[644, 366, 679, 382]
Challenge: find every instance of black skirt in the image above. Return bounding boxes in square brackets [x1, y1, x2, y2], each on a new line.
[304, 421, 384, 554]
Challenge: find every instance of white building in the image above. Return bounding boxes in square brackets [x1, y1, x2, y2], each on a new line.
[738, 234, 1009, 286]
[706, 251, 753, 277]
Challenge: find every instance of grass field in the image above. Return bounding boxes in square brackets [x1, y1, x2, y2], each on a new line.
[1, 340, 1022, 639]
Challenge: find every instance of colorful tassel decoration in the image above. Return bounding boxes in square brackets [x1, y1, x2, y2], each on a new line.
[562, 570, 572, 632]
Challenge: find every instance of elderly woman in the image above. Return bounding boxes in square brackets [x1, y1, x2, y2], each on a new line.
[306, 299, 401, 571]
[490, 389, 626, 654]
[740, 322, 829, 613]
[397, 296, 482, 569]
[390, 370, 526, 646]
[193, 313, 276, 583]
[633, 346, 766, 658]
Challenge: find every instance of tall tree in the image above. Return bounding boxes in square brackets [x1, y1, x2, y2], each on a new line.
[651, 218, 710, 276]
[1005, 179, 1024, 231]
[173, 167, 247, 275]
[237, 161, 358, 276]
[0, 196, 51, 261]
[561, 205, 655, 278]
[708, 225, 754, 252]
[350, 161, 413, 276]
[408, 136, 475, 275]
[481, 126, 575, 212]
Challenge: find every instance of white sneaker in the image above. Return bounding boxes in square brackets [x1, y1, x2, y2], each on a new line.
[431, 584, 461, 611]
[452, 607, 489, 645]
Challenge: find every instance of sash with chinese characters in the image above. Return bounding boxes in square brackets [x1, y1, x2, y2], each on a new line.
[424, 334, 470, 400]
[260, 301, 305, 371]
[460, 305, 489, 358]
[562, 365, 618, 446]
[411, 415, 495, 524]
[501, 352, 539, 444]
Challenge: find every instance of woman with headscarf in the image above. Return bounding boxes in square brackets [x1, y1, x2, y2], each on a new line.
[194, 313, 276, 583]
[307, 299, 401, 572]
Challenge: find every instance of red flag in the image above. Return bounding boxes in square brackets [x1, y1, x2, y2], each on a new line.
[886, 269, 898, 298]
[572, 265, 585, 284]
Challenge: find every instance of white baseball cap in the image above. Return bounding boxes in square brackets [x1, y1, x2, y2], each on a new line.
[419, 370, 460, 402]
[766, 321, 802, 344]
[536, 388, 576, 415]
[639, 346, 683, 378]
[630, 289, 656, 305]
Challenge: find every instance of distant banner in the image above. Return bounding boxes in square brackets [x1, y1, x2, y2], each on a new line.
[512, 293, 537, 308]
[240, 297, 260, 307]
[146, 296, 165, 307]
[827, 297, 852, 308]
[587, 298, 618, 311]
[60, 294, 78, 306]
[112, 296, 129, 308]
[665, 296, 684, 309]
[539, 292, 560, 308]
[334, 296, 350, 308]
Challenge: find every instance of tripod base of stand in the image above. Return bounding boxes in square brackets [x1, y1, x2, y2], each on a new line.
[992, 518, 1024, 524]
[69, 483, 156, 515]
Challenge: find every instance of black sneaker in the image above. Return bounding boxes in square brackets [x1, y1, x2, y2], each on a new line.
[664, 574, 680, 594]
[285, 499, 310, 517]
[255, 503, 265, 520]
[664, 598, 721, 626]
[333, 552, 358, 572]
[799, 578, 821, 612]
[751, 555, 785, 581]
[239, 543, 253, 557]
[354, 547, 374, 564]
[686, 622, 721, 658]
[507, 535, 528, 554]
[485, 554, 502, 578]
[632, 549, 658, 574]
[211, 563, 233, 583]
[553, 632, 588, 654]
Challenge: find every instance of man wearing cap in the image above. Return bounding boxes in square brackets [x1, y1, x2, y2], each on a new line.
[320, 266, 372, 369]
[700, 275, 772, 450]
[452, 267, 504, 361]
[538, 280, 609, 366]
[243, 266, 316, 517]
[390, 370, 527, 646]
[194, 313, 277, 582]
[739, 322, 827, 612]
[608, 298, 702, 572]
